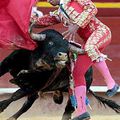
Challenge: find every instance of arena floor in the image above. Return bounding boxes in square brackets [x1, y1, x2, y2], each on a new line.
[0, 93, 120, 120]
[0, 115, 120, 120]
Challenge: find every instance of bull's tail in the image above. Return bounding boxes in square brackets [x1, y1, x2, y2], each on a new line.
[89, 89, 120, 113]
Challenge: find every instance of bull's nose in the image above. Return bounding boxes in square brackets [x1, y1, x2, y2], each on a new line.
[56, 52, 68, 60]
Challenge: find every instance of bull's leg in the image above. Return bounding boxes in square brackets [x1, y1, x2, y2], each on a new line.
[0, 89, 27, 113]
[7, 92, 39, 120]
[62, 98, 75, 120]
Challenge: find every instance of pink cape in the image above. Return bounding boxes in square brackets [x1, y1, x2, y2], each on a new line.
[0, 0, 37, 50]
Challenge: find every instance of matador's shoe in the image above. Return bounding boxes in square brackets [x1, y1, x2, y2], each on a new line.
[106, 84, 119, 97]
[72, 112, 90, 120]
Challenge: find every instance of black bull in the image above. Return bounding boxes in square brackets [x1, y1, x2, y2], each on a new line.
[0, 29, 119, 120]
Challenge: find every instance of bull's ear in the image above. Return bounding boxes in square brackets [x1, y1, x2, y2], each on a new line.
[31, 33, 46, 41]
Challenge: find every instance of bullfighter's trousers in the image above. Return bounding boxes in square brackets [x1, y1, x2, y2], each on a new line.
[73, 27, 111, 87]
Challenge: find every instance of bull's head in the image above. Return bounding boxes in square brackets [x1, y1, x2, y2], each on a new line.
[30, 29, 84, 70]
[31, 29, 69, 70]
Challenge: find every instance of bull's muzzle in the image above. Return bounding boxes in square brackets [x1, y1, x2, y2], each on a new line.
[54, 52, 68, 61]
[54, 52, 68, 68]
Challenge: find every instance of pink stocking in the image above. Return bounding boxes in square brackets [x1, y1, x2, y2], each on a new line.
[94, 60, 115, 89]
[74, 86, 87, 116]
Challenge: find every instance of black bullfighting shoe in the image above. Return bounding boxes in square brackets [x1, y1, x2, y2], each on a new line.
[106, 84, 119, 97]
[72, 112, 90, 120]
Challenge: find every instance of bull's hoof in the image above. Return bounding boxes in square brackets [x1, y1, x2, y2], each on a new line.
[7, 117, 16, 120]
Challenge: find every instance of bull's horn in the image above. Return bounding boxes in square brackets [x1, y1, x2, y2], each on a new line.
[31, 33, 46, 41]
[29, 21, 46, 41]
[69, 42, 85, 54]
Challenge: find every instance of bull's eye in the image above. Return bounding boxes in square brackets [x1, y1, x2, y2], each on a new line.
[48, 41, 54, 46]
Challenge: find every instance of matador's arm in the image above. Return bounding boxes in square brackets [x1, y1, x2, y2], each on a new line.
[31, 10, 61, 27]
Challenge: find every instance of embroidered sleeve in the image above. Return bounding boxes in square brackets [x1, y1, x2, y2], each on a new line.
[64, 0, 98, 28]
[32, 10, 61, 27]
